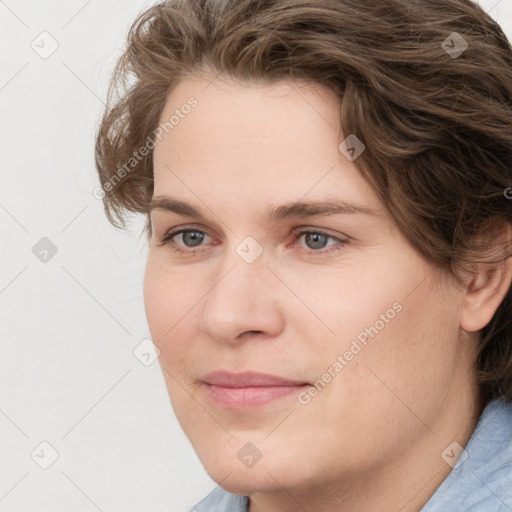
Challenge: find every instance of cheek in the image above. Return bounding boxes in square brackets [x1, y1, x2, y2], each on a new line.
[283, 276, 462, 472]
[284, 256, 461, 407]
[374, 280, 461, 394]
[275, 256, 410, 350]
[317, 272, 462, 439]
[143, 258, 208, 433]
[143, 256, 205, 369]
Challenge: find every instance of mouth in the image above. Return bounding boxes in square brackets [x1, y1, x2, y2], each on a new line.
[201, 371, 311, 409]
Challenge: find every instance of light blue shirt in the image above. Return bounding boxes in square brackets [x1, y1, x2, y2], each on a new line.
[191, 399, 512, 511]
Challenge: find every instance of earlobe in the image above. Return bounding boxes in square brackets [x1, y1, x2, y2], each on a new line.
[460, 256, 512, 333]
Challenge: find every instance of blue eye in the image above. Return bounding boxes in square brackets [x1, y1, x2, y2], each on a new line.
[293, 230, 347, 255]
[301, 232, 331, 250]
[158, 228, 210, 251]
[177, 230, 205, 247]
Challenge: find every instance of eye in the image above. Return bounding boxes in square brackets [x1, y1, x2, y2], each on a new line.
[292, 229, 348, 255]
[157, 227, 213, 252]
[176, 230, 206, 247]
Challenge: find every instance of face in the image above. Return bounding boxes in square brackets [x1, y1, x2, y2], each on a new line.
[144, 74, 472, 497]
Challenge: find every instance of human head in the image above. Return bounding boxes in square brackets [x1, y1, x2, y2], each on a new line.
[95, 0, 512, 506]
[95, 0, 512, 403]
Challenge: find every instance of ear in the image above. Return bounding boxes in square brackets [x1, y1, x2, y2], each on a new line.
[460, 225, 512, 333]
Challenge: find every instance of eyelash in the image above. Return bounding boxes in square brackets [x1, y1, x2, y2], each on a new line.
[157, 227, 348, 256]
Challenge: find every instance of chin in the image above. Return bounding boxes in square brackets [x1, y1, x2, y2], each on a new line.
[198, 443, 312, 496]
[206, 463, 290, 496]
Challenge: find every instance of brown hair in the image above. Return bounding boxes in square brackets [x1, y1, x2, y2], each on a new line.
[95, 0, 512, 403]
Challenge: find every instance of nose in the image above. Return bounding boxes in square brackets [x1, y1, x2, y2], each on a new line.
[198, 256, 285, 344]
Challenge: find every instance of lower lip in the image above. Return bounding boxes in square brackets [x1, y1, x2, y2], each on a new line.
[203, 383, 309, 409]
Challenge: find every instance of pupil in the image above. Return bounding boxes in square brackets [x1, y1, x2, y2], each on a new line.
[183, 231, 204, 247]
[306, 233, 328, 250]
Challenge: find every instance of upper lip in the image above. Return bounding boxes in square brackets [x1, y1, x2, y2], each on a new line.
[201, 371, 309, 388]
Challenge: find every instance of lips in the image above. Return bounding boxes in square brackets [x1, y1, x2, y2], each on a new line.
[202, 370, 308, 388]
[201, 371, 310, 409]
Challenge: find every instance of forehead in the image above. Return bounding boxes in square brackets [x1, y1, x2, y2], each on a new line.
[155, 73, 342, 154]
[151, 74, 382, 218]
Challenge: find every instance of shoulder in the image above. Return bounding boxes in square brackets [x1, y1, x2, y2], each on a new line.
[422, 399, 512, 512]
[190, 486, 248, 512]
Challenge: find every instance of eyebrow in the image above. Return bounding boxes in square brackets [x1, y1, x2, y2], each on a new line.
[148, 196, 379, 222]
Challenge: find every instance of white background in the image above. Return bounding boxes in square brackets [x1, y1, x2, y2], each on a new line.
[1, 1, 511, 511]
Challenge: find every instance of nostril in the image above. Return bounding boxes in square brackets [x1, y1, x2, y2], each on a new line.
[240, 330, 263, 337]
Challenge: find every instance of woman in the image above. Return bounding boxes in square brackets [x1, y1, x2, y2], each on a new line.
[94, 0, 512, 510]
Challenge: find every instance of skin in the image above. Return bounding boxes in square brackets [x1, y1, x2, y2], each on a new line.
[143, 72, 510, 511]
